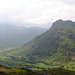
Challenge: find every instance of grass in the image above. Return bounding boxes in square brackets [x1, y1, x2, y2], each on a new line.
[0, 48, 75, 71]
[0, 64, 75, 75]
[0, 53, 75, 71]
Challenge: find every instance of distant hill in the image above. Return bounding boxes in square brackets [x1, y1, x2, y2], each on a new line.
[0, 24, 47, 49]
[0, 19, 75, 70]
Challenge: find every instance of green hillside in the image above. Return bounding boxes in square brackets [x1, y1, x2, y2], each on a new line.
[0, 64, 75, 75]
[6, 19, 75, 57]
[0, 19, 75, 70]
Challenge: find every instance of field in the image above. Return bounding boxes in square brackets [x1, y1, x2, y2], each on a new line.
[0, 48, 75, 71]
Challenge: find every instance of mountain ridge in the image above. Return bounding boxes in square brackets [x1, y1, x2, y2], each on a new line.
[22, 19, 75, 57]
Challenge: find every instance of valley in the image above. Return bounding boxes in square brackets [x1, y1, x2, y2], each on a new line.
[0, 24, 47, 49]
[0, 19, 75, 71]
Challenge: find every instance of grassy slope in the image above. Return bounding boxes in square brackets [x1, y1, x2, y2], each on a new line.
[0, 65, 75, 75]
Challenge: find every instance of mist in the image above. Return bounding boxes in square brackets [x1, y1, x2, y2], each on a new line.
[0, 0, 75, 28]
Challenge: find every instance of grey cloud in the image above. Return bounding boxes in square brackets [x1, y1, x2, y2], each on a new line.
[0, 0, 75, 28]
[60, 0, 75, 5]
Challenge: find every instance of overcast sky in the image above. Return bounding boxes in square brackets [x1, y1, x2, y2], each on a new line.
[0, 0, 75, 28]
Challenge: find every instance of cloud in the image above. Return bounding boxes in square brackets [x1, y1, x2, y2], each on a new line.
[0, 0, 75, 28]
[59, 0, 75, 5]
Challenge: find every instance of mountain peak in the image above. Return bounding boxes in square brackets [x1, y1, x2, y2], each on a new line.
[51, 19, 75, 29]
[54, 19, 63, 23]
[53, 19, 74, 24]
[56, 19, 63, 22]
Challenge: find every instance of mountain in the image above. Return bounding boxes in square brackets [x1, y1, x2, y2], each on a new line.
[0, 19, 75, 70]
[0, 24, 47, 49]
[7, 19, 75, 57]
[26, 19, 75, 57]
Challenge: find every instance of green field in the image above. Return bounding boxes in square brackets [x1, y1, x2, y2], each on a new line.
[0, 48, 75, 71]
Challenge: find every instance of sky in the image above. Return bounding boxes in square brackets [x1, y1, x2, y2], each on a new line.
[0, 0, 75, 28]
